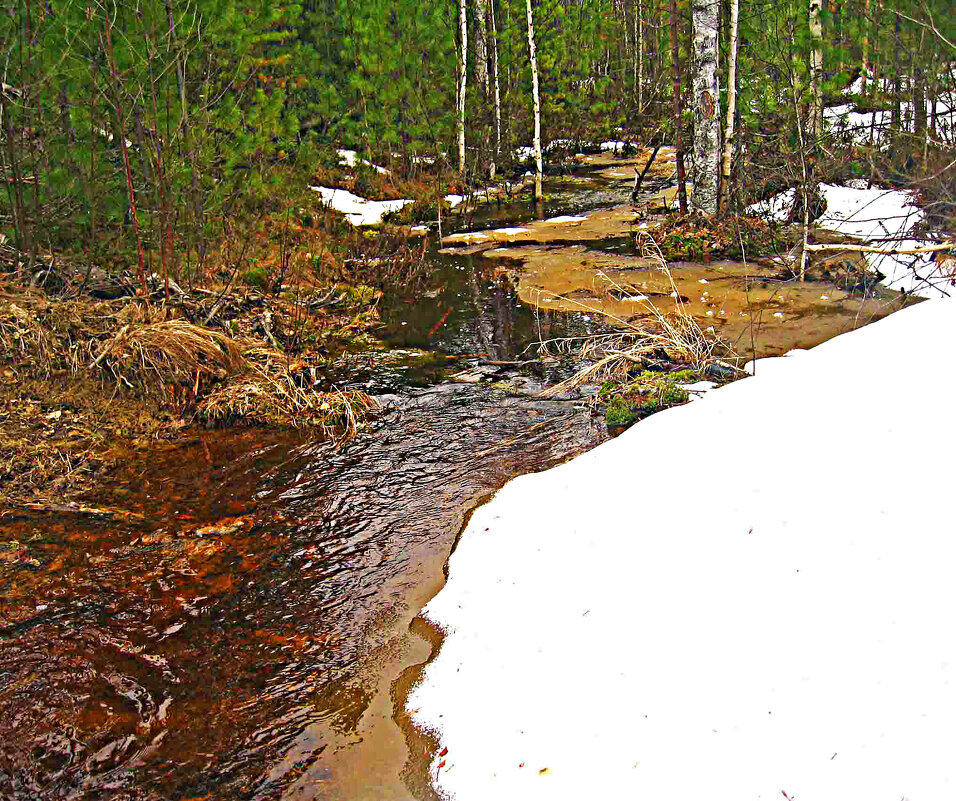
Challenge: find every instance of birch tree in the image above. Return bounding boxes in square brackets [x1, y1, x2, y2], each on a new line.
[691, 0, 719, 215]
[526, 0, 543, 203]
[719, 0, 739, 212]
[458, 0, 468, 178]
[808, 0, 824, 140]
[490, 0, 502, 180]
[670, 0, 688, 213]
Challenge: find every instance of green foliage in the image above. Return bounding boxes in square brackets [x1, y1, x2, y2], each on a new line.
[601, 369, 693, 428]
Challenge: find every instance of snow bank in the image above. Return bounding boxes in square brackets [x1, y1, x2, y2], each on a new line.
[749, 183, 953, 297]
[409, 296, 956, 801]
[309, 186, 411, 226]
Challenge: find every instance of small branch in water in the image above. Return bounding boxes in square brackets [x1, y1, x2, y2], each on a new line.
[632, 143, 662, 201]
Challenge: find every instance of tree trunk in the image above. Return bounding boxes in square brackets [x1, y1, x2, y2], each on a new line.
[719, 0, 738, 213]
[475, 0, 490, 95]
[525, 0, 543, 203]
[637, 0, 644, 109]
[861, 0, 870, 90]
[490, 0, 502, 180]
[458, 0, 468, 180]
[670, 0, 688, 213]
[808, 0, 824, 141]
[691, 0, 719, 215]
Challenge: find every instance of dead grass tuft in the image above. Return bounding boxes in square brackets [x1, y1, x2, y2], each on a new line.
[199, 347, 380, 438]
[92, 319, 245, 388]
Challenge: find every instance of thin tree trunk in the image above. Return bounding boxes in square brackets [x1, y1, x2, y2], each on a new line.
[490, 0, 502, 180]
[691, 0, 719, 215]
[637, 0, 644, 109]
[525, 0, 543, 203]
[458, 0, 468, 180]
[670, 0, 688, 213]
[808, 0, 824, 141]
[719, 0, 738, 213]
[475, 0, 489, 95]
[861, 0, 870, 89]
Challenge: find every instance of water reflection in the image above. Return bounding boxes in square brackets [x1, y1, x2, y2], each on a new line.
[0, 386, 603, 799]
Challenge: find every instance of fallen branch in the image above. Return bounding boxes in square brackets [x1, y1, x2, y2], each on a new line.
[803, 241, 955, 255]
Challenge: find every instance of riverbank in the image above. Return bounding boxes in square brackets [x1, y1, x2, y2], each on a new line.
[408, 294, 956, 800]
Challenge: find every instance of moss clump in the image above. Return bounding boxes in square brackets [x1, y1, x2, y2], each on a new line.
[605, 397, 640, 427]
[601, 368, 694, 428]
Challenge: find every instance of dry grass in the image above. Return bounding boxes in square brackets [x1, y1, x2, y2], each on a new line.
[92, 319, 245, 387]
[537, 233, 741, 399]
[199, 347, 380, 437]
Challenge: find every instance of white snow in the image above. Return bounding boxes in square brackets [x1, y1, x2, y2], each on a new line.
[408, 296, 956, 801]
[544, 215, 588, 224]
[337, 148, 391, 175]
[493, 227, 531, 236]
[445, 194, 465, 208]
[309, 186, 412, 226]
[443, 231, 490, 243]
[600, 140, 629, 152]
[749, 183, 954, 298]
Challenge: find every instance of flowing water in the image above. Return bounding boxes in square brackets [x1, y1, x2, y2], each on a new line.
[0, 162, 908, 800]
[0, 177, 618, 800]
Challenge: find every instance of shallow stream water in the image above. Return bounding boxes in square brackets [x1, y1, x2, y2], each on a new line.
[0, 161, 908, 799]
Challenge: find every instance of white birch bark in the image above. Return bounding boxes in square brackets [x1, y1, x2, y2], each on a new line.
[490, 0, 502, 179]
[691, 0, 720, 215]
[475, 0, 489, 95]
[720, 0, 739, 210]
[526, 0, 543, 203]
[809, 0, 824, 140]
[458, 0, 468, 179]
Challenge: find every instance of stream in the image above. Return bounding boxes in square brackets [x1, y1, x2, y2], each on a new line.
[0, 159, 911, 800]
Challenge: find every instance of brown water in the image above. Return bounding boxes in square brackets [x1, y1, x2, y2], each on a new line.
[0, 387, 602, 799]
[1, 154, 911, 800]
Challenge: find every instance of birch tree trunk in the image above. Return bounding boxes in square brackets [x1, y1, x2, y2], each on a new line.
[458, 0, 468, 179]
[526, 0, 543, 203]
[490, 0, 502, 180]
[719, 0, 738, 212]
[808, 0, 824, 140]
[475, 0, 490, 95]
[670, 0, 688, 214]
[691, 0, 719, 215]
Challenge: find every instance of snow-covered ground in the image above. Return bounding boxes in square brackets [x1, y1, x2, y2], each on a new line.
[824, 75, 956, 147]
[337, 148, 391, 175]
[309, 186, 412, 226]
[749, 183, 954, 298]
[408, 295, 956, 801]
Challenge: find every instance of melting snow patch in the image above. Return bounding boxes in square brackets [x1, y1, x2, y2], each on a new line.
[337, 148, 391, 175]
[309, 186, 411, 226]
[408, 297, 956, 801]
[443, 231, 490, 243]
[544, 215, 588, 224]
[494, 227, 530, 236]
[445, 194, 465, 208]
[749, 183, 954, 298]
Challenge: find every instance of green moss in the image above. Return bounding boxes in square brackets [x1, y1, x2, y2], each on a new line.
[605, 397, 640, 426]
[242, 265, 270, 290]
